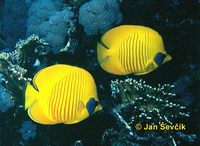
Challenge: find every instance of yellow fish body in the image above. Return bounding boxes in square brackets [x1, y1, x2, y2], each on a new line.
[25, 64, 102, 125]
[97, 25, 172, 75]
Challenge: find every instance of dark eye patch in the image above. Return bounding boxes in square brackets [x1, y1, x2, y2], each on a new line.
[86, 97, 99, 116]
[154, 52, 166, 66]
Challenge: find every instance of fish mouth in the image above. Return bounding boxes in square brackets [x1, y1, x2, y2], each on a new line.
[97, 104, 103, 111]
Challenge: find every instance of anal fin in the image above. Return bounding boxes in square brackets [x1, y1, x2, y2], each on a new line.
[134, 61, 154, 75]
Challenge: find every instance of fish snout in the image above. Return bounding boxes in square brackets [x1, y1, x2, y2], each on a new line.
[164, 54, 172, 63]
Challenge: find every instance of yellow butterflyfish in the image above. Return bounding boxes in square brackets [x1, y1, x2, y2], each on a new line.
[25, 64, 102, 125]
[97, 25, 172, 75]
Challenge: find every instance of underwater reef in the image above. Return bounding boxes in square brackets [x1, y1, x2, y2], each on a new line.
[0, 74, 14, 113]
[79, 0, 123, 36]
[19, 120, 37, 141]
[26, 0, 76, 53]
[101, 78, 196, 145]
[0, 0, 199, 146]
[2, 0, 28, 47]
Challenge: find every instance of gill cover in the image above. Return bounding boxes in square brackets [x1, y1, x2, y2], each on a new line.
[97, 38, 126, 75]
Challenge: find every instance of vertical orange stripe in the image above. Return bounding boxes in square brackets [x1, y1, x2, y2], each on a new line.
[72, 71, 78, 121]
[78, 72, 84, 113]
[75, 73, 79, 117]
[49, 85, 55, 121]
[60, 75, 67, 122]
[129, 35, 133, 72]
[63, 75, 70, 122]
[119, 41, 124, 70]
[66, 73, 72, 121]
[138, 37, 143, 71]
[127, 35, 132, 72]
[75, 71, 81, 118]
[68, 72, 75, 121]
[141, 34, 146, 69]
[69, 72, 75, 121]
[58, 78, 65, 122]
[144, 34, 148, 67]
[76, 71, 82, 116]
[135, 33, 139, 71]
[125, 36, 129, 72]
[48, 87, 53, 117]
[130, 33, 135, 72]
[118, 42, 122, 68]
[142, 36, 146, 69]
[58, 80, 63, 121]
[124, 36, 128, 72]
[61, 76, 68, 122]
[58, 78, 64, 122]
[133, 33, 137, 72]
[138, 35, 143, 71]
[149, 35, 152, 60]
[55, 79, 62, 121]
[81, 71, 85, 109]
[52, 83, 58, 121]
[70, 72, 77, 121]
[55, 80, 61, 121]
[72, 71, 77, 121]
[122, 37, 126, 72]
[56, 80, 62, 122]
[147, 33, 150, 62]
[68, 77, 73, 121]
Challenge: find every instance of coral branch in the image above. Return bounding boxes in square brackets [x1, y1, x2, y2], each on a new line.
[102, 78, 197, 145]
[0, 35, 50, 102]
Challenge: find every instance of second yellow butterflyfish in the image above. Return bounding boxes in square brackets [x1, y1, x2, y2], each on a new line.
[97, 25, 172, 75]
[25, 64, 102, 125]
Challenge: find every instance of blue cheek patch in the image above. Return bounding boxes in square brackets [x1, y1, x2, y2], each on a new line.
[154, 52, 166, 66]
[86, 98, 97, 116]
